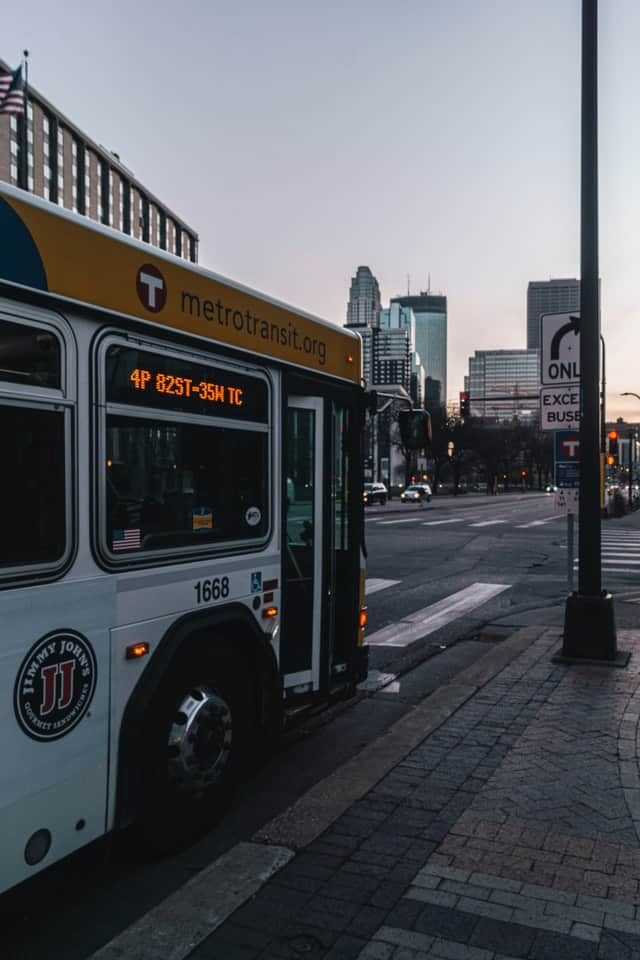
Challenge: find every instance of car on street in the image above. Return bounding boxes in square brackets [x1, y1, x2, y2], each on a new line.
[400, 483, 432, 503]
[363, 481, 388, 505]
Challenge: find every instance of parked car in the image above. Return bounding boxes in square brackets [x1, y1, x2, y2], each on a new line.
[400, 483, 432, 503]
[363, 482, 388, 506]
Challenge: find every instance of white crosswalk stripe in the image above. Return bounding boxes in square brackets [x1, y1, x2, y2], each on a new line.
[515, 516, 562, 529]
[573, 530, 640, 575]
[365, 578, 400, 596]
[468, 519, 507, 528]
[377, 517, 426, 525]
[366, 582, 511, 647]
[421, 518, 466, 526]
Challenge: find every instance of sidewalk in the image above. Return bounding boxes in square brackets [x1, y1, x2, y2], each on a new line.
[184, 624, 640, 960]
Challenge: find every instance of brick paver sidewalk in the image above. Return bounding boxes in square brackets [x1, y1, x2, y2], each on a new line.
[192, 628, 640, 960]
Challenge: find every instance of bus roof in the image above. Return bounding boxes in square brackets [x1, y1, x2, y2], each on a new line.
[0, 182, 361, 384]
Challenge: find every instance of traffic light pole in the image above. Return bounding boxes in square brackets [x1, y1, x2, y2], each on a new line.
[561, 0, 620, 663]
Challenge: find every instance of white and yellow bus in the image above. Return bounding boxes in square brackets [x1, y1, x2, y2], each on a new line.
[0, 181, 368, 894]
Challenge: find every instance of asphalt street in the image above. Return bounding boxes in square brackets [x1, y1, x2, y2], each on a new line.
[3, 492, 639, 960]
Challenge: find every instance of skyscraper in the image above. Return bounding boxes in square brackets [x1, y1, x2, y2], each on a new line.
[391, 292, 447, 407]
[527, 279, 580, 349]
[377, 303, 414, 395]
[346, 265, 381, 328]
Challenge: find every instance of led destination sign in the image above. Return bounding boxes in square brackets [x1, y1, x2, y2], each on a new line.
[106, 346, 268, 423]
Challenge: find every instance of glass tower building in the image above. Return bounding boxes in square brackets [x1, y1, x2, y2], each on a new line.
[527, 279, 580, 350]
[466, 349, 540, 423]
[391, 293, 447, 407]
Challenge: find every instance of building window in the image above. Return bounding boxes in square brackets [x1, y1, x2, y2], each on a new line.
[10, 139, 18, 158]
[10, 162, 17, 185]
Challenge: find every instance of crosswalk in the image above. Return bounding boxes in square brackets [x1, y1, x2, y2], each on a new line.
[366, 514, 563, 532]
[365, 582, 511, 647]
[573, 529, 640, 576]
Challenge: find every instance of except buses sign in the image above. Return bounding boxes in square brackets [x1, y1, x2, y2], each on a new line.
[540, 313, 581, 432]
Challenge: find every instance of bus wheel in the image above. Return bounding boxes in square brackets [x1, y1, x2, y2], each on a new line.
[136, 651, 252, 854]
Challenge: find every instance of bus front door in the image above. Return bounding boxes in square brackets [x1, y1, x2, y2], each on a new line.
[281, 397, 323, 695]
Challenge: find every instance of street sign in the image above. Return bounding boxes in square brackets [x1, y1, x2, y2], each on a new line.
[540, 312, 580, 386]
[554, 488, 579, 514]
[555, 430, 580, 488]
[539, 385, 581, 431]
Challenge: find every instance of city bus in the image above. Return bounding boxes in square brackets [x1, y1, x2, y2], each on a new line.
[0, 181, 368, 894]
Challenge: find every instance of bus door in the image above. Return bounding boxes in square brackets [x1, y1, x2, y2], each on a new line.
[281, 397, 323, 693]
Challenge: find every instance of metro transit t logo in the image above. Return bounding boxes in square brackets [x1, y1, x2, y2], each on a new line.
[136, 263, 167, 313]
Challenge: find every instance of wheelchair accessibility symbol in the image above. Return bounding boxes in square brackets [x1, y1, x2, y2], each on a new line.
[251, 572, 262, 594]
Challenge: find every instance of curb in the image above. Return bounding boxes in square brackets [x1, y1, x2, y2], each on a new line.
[87, 624, 550, 960]
[254, 624, 547, 850]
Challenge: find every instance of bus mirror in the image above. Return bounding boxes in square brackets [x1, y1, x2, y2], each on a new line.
[398, 410, 432, 451]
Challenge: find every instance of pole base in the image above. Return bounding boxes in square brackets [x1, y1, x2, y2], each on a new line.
[561, 591, 619, 662]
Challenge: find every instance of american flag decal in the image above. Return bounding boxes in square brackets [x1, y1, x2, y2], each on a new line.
[112, 528, 142, 551]
[0, 65, 25, 116]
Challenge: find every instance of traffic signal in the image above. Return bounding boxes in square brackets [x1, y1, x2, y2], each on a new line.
[608, 430, 619, 442]
[398, 410, 432, 451]
[459, 392, 470, 418]
[607, 430, 619, 466]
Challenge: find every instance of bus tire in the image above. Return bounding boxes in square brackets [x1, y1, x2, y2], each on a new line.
[135, 645, 254, 856]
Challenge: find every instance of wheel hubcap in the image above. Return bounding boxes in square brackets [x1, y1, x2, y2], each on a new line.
[167, 685, 232, 794]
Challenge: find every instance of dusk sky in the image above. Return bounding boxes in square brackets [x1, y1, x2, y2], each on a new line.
[6, 0, 640, 417]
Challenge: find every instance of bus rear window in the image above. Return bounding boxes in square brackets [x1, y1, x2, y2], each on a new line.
[0, 405, 66, 568]
[105, 415, 268, 554]
[0, 318, 60, 389]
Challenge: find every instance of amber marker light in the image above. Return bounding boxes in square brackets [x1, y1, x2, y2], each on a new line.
[126, 642, 150, 660]
[347, 354, 354, 364]
[359, 608, 368, 629]
[262, 606, 278, 619]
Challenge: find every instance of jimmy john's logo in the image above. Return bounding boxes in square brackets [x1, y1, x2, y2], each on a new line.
[14, 631, 97, 741]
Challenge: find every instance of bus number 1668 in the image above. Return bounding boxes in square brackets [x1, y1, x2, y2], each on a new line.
[194, 577, 230, 604]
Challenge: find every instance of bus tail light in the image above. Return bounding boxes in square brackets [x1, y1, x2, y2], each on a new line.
[126, 642, 150, 660]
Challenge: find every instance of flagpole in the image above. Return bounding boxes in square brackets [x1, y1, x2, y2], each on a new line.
[22, 49, 29, 192]
[17, 50, 29, 191]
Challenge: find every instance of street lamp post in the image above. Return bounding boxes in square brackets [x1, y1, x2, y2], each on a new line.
[562, 0, 619, 662]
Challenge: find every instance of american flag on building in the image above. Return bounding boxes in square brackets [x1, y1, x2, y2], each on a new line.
[112, 528, 142, 551]
[0, 65, 25, 115]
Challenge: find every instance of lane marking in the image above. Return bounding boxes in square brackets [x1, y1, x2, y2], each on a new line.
[378, 517, 427, 525]
[421, 518, 466, 526]
[88, 842, 293, 960]
[366, 578, 401, 596]
[515, 516, 562, 528]
[468, 520, 507, 528]
[366, 582, 511, 648]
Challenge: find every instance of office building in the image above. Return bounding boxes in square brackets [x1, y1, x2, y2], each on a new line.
[527, 279, 580, 350]
[377, 303, 415, 396]
[391, 292, 447, 406]
[0, 58, 198, 260]
[466, 349, 539, 423]
[346, 265, 381, 329]
[424, 376, 442, 411]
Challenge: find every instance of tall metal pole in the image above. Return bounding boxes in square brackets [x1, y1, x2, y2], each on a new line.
[600, 334, 606, 454]
[562, 0, 618, 661]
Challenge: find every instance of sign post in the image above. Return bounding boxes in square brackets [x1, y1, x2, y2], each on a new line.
[559, 0, 621, 664]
